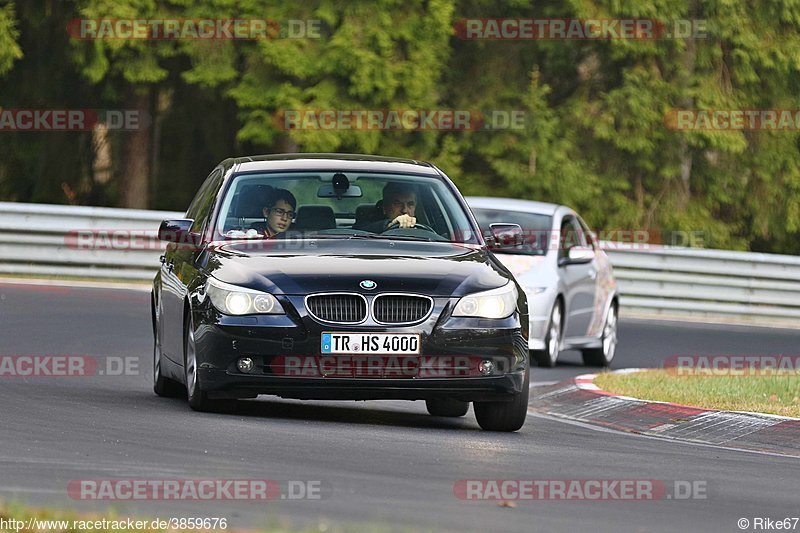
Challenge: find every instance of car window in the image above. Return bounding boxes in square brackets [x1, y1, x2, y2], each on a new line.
[576, 215, 596, 249]
[471, 208, 553, 255]
[186, 168, 223, 233]
[185, 170, 215, 220]
[212, 172, 480, 244]
[559, 216, 586, 258]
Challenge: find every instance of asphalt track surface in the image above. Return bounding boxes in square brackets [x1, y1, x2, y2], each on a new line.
[0, 281, 798, 533]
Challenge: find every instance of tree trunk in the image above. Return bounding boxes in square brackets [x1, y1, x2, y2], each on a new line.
[678, 137, 693, 206]
[675, 2, 697, 210]
[119, 90, 151, 209]
[276, 133, 299, 153]
[635, 174, 645, 226]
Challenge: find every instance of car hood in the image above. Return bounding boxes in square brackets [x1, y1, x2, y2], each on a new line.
[493, 253, 549, 281]
[202, 239, 511, 297]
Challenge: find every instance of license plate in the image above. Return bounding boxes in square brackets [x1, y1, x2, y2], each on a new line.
[321, 333, 421, 355]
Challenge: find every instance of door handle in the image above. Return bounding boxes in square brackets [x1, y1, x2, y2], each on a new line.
[588, 269, 596, 280]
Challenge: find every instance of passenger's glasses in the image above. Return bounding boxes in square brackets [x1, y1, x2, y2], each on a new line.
[270, 207, 295, 219]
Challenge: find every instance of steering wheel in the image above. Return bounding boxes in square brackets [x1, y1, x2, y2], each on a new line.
[383, 221, 438, 233]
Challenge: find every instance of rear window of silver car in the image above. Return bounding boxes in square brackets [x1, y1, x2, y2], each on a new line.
[471, 208, 553, 255]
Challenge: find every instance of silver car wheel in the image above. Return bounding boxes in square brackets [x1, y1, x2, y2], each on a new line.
[602, 306, 618, 363]
[547, 304, 562, 365]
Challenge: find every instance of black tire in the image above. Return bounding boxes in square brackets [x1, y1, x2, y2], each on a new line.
[153, 304, 183, 398]
[532, 301, 562, 368]
[425, 399, 469, 417]
[582, 304, 618, 367]
[184, 313, 228, 412]
[473, 369, 530, 432]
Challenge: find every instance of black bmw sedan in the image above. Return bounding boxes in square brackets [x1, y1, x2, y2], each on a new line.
[152, 154, 530, 431]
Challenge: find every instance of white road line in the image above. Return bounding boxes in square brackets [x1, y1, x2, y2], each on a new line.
[526, 411, 800, 460]
[530, 381, 559, 387]
[0, 277, 150, 292]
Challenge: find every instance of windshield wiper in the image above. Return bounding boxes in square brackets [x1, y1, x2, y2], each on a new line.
[347, 233, 434, 242]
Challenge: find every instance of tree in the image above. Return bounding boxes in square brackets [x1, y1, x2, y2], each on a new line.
[1, 0, 799, 253]
[0, 2, 22, 75]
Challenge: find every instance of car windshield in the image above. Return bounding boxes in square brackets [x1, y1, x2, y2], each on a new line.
[213, 172, 480, 244]
[471, 208, 553, 255]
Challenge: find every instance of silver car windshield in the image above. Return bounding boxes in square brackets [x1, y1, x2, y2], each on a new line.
[471, 208, 553, 255]
[213, 172, 481, 244]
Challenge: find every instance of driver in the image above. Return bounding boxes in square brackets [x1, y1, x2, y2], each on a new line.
[363, 182, 418, 232]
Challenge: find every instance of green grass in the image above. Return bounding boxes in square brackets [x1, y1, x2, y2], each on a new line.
[594, 370, 800, 418]
[0, 501, 414, 533]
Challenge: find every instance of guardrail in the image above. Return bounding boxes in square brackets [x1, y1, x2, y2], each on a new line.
[0, 202, 181, 281]
[604, 245, 800, 326]
[1, 202, 798, 326]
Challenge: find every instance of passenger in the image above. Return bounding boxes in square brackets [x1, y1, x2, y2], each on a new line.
[362, 182, 418, 232]
[261, 188, 297, 238]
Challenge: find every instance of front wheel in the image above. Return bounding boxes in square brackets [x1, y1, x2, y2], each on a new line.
[532, 302, 562, 368]
[185, 314, 228, 412]
[426, 399, 469, 417]
[153, 306, 183, 398]
[581, 304, 618, 367]
[473, 370, 529, 432]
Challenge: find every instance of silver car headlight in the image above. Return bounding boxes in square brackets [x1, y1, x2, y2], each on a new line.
[453, 282, 518, 319]
[522, 285, 548, 296]
[206, 277, 284, 316]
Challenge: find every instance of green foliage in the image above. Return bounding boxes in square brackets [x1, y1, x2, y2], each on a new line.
[0, 2, 23, 74]
[0, 0, 799, 253]
[227, 0, 455, 156]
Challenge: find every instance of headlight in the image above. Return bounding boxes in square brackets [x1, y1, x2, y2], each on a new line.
[206, 277, 284, 316]
[522, 285, 548, 296]
[453, 282, 518, 319]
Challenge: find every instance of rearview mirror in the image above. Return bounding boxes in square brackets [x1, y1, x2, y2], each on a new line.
[486, 223, 524, 250]
[317, 184, 362, 198]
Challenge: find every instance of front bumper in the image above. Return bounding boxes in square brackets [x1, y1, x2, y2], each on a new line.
[201, 370, 527, 401]
[191, 294, 529, 402]
[525, 290, 556, 351]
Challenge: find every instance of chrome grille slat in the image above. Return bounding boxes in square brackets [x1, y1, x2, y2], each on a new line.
[373, 294, 433, 325]
[306, 293, 432, 325]
[306, 294, 367, 324]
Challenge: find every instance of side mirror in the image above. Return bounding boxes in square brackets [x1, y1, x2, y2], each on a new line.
[158, 219, 199, 248]
[559, 245, 594, 266]
[486, 223, 524, 250]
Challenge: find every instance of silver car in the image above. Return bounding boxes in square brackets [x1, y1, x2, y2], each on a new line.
[467, 197, 619, 367]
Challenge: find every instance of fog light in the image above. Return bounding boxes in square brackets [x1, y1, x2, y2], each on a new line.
[479, 360, 494, 376]
[237, 357, 255, 373]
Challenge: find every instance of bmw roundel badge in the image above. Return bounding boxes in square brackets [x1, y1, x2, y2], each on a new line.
[360, 280, 377, 290]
